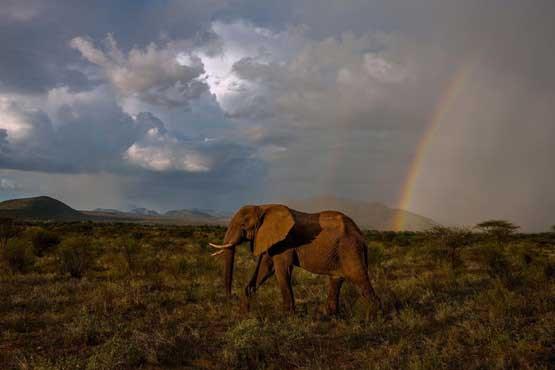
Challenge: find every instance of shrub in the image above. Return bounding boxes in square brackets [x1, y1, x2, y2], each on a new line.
[31, 228, 61, 256]
[0, 218, 22, 249]
[480, 244, 512, 282]
[3, 239, 35, 273]
[58, 237, 92, 278]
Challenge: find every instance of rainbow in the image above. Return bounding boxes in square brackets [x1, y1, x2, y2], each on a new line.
[393, 60, 478, 230]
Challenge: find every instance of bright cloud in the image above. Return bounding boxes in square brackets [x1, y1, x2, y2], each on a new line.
[0, 98, 33, 142]
[0, 177, 20, 191]
[70, 35, 208, 108]
[124, 126, 211, 172]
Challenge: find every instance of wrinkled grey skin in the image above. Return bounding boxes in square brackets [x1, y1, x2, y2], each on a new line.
[214, 204, 381, 314]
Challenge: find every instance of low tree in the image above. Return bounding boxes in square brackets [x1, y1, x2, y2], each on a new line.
[475, 220, 519, 244]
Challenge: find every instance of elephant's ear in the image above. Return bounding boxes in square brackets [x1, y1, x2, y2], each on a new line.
[254, 206, 294, 256]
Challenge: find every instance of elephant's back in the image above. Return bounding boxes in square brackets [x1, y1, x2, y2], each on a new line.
[289, 208, 364, 238]
[318, 210, 363, 236]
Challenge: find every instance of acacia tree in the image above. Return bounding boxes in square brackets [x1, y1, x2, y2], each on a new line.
[426, 225, 475, 269]
[475, 220, 519, 244]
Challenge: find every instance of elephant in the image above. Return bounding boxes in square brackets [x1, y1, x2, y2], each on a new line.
[209, 204, 381, 314]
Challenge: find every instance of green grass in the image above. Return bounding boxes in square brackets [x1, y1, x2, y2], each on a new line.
[1, 222, 554, 369]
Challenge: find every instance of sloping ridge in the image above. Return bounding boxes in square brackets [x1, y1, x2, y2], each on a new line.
[0, 196, 84, 220]
[286, 195, 436, 231]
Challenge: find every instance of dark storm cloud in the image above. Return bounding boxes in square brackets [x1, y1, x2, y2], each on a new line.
[0, 0, 229, 94]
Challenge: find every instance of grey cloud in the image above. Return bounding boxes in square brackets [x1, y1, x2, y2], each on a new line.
[70, 35, 209, 108]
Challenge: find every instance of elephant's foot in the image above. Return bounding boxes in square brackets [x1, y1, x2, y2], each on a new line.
[245, 284, 256, 298]
[239, 295, 250, 313]
[326, 304, 339, 316]
[282, 303, 295, 314]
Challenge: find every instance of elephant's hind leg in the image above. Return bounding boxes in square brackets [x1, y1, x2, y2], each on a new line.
[350, 272, 381, 306]
[340, 239, 382, 313]
[327, 276, 344, 315]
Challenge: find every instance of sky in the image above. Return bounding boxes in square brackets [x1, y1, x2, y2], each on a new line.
[0, 0, 554, 230]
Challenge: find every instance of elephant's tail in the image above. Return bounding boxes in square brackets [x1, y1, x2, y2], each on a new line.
[362, 240, 369, 269]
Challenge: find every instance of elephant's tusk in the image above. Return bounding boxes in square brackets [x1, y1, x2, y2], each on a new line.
[211, 250, 225, 257]
[209, 242, 233, 249]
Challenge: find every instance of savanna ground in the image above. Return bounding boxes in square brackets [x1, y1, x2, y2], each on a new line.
[1, 221, 554, 369]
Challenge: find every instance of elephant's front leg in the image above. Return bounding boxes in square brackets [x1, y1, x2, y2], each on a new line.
[274, 253, 295, 313]
[245, 253, 274, 298]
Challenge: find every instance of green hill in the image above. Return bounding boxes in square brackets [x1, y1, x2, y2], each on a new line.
[0, 196, 84, 220]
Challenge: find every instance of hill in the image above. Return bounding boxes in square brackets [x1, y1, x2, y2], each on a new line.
[0, 196, 84, 220]
[286, 195, 436, 231]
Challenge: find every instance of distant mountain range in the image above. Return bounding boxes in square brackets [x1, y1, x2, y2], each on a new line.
[85, 206, 225, 225]
[0, 195, 436, 230]
[92, 207, 227, 219]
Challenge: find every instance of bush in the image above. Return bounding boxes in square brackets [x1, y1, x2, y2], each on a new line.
[58, 237, 93, 278]
[31, 229, 61, 256]
[480, 244, 512, 282]
[0, 218, 22, 249]
[2, 239, 35, 273]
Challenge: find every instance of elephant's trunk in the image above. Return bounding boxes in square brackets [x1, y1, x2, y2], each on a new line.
[218, 224, 241, 296]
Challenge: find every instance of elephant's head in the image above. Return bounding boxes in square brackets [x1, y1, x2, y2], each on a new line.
[209, 205, 294, 296]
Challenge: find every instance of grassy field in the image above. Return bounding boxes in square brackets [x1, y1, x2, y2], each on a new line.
[1, 222, 554, 369]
